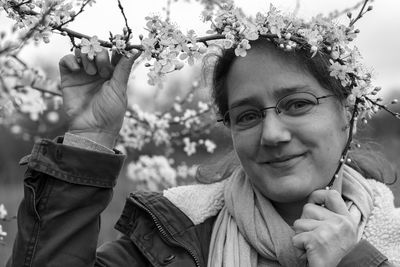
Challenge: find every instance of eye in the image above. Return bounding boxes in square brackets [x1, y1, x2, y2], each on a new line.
[235, 110, 261, 125]
[280, 98, 316, 115]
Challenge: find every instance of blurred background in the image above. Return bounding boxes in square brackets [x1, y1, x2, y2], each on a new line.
[1, 0, 400, 264]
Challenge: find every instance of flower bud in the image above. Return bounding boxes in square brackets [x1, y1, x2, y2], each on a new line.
[347, 12, 352, 18]
[310, 45, 318, 53]
[367, 6, 373, 11]
[285, 33, 291, 40]
[175, 61, 185, 70]
[391, 99, 398, 104]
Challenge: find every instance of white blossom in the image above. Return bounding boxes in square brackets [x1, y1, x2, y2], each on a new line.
[0, 204, 7, 220]
[204, 139, 216, 153]
[183, 137, 196, 156]
[126, 155, 177, 190]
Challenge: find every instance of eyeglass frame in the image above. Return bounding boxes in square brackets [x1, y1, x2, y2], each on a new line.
[217, 92, 336, 130]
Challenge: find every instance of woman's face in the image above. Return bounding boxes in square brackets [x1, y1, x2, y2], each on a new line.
[226, 44, 348, 203]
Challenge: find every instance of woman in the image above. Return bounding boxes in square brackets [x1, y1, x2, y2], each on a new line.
[7, 20, 399, 267]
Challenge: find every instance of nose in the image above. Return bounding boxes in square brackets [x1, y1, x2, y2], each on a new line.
[260, 111, 291, 146]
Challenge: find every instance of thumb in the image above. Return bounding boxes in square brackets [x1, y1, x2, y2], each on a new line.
[111, 50, 142, 89]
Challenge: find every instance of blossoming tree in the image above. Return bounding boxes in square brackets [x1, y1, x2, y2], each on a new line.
[1, 0, 397, 244]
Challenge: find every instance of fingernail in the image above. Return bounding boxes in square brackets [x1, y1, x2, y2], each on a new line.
[87, 64, 97, 75]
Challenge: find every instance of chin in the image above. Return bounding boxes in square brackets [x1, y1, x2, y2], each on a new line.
[251, 172, 318, 203]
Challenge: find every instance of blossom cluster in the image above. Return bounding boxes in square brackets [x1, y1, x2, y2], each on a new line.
[126, 155, 198, 191]
[140, 16, 209, 86]
[0, 54, 62, 129]
[203, 3, 383, 120]
[0, 0, 96, 44]
[2, 0, 399, 222]
[0, 204, 8, 243]
[119, 95, 216, 154]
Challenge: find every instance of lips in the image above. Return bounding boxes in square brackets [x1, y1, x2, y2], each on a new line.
[262, 152, 306, 167]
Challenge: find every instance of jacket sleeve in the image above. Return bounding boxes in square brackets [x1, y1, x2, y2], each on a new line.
[338, 239, 396, 267]
[6, 137, 125, 267]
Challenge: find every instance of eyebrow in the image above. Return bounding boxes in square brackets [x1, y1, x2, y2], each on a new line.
[229, 85, 313, 109]
[273, 85, 313, 98]
[229, 96, 262, 109]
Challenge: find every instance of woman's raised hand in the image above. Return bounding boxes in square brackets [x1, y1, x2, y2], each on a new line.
[292, 189, 358, 267]
[59, 48, 141, 148]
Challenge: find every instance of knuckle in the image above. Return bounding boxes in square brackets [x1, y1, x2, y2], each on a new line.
[327, 189, 340, 199]
[303, 203, 314, 213]
[293, 219, 301, 228]
[59, 54, 72, 65]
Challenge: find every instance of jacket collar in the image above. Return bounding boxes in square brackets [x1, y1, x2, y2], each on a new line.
[115, 191, 215, 267]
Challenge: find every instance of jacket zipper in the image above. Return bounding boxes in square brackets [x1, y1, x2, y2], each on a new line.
[135, 199, 201, 267]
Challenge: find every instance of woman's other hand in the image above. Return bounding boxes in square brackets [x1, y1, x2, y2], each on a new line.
[59, 48, 141, 148]
[292, 189, 358, 267]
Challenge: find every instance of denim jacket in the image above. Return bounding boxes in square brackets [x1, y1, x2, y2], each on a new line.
[6, 137, 393, 267]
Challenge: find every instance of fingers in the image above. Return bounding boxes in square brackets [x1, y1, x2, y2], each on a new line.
[300, 203, 333, 220]
[111, 50, 123, 66]
[292, 231, 310, 251]
[293, 218, 321, 233]
[59, 54, 81, 73]
[110, 50, 142, 90]
[95, 49, 113, 78]
[291, 232, 309, 261]
[308, 189, 348, 215]
[75, 49, 97, 75]
[65, 48, 115, 79]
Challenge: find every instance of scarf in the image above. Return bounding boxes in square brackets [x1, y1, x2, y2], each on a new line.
[207, 165, 374, 267]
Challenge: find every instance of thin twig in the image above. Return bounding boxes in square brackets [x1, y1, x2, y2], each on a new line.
[57, 0, 93, 28]
[14, 85, 62, 96]
[117, 0, 132, 41]
[10, 0, 32, 9]
[365, 96, 400, 118]
[0, 215, 17, 222]
[329, 0, 374, 20]
[164, 0, 172, 22]
[349, 0, 370, 27]
[10, 54, 28, 68]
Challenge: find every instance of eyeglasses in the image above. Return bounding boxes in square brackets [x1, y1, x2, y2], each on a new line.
[218, 92, 335, 131]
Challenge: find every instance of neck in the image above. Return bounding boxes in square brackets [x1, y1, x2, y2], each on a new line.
[271, 173, 344, 226]
[272, 199, 307, 226]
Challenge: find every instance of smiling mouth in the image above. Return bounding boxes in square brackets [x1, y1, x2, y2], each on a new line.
[264, 153, 306, 166]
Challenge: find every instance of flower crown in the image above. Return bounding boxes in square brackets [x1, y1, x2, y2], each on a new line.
[203, 0, 399, 188]
[204, 1, 399, 123]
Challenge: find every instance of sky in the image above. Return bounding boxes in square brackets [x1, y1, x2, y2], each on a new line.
[2, 0, 400, 104]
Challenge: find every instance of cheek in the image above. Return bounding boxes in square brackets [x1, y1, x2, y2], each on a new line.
[302, 116, 348, 165]
[231, 131, 259, 161]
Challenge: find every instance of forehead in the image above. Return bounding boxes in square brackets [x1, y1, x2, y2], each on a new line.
[226, 44, 328, 108]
